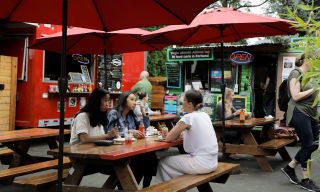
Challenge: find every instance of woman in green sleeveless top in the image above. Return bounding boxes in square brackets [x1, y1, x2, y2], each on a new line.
[281, 53, 320, 192]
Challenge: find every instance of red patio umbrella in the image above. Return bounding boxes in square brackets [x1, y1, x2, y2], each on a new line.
[0, 1, 215, 190]
[0, 0, 214, 32]
[29, 27, 164, 54]
[144, 7, 297, 45]
[144, 7, 297, 148]
[29, 27, 165, 89]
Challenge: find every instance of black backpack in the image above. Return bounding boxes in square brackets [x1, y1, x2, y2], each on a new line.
[277, 79, 290, 112]
[277, 69, 301, 112]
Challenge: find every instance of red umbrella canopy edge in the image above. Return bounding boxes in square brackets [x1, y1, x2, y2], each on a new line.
[143, 7, 297, 46]
[29, 27, 165, 54]
[0, 0, 215, 31]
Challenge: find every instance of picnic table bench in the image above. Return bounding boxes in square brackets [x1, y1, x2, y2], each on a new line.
[0, 148, 14, 164]
[213, 118, 295, 172]
[138, 162, 240, 192]
[0, 128, 71, 188]
[150, 114, 178, 130]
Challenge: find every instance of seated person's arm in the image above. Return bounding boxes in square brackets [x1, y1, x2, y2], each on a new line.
[165, 121, 190, 142]
[216, 102, 239, 120]
[79, 128, 118, 143]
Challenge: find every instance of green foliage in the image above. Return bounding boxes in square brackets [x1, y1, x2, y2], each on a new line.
[147, 49, 167, 77]
[284, 0, 320, 107]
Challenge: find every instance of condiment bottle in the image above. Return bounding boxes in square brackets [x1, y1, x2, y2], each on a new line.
[239, 109, 245, 122]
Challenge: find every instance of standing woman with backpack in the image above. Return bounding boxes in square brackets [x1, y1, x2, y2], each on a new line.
[281, 53, 320, 192]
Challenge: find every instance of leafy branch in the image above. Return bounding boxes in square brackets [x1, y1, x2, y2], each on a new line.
[284, 0, 320, 107]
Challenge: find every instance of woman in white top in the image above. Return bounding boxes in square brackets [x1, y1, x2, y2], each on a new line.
[70, 88, 118, 145]
[158, 90, 218, 181]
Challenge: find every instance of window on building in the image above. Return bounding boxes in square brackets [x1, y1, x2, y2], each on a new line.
[43, 51, 93, 83]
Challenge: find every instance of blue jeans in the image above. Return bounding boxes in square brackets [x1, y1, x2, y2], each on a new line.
[143, 115, 150, 128]
[291, 108, 319, 168]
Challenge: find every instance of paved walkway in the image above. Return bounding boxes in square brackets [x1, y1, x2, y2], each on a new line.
[1, 143, 320, 192]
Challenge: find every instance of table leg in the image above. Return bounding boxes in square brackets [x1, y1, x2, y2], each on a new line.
[64, 159, 86, 186]
[278, 147, 292, 161]
[197, 182, 213, 192]
[0, 141, 31, 184]
[47, 137, 58, 149]
[102, 174, 118, 189]
[215, 131, 222, 141]
[113, 159, 139, 192]
[242, 131, 273, 172]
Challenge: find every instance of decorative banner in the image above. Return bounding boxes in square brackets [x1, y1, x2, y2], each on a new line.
[230, 51, 254, 65]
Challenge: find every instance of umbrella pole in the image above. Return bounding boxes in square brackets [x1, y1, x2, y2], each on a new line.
[57, 0, 68, 192]
[103, 36, 108, 90]
[219, 25, 226, 153]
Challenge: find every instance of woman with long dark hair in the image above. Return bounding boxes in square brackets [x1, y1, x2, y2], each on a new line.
[105, 91, 157, 188]
[105, 91, 144, 138]
[70, 88, 118, 145]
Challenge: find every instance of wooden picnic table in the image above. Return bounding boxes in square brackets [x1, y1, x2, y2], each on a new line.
[150, 114, 178, 129]
[48, 137, 182, 192]
[0, 128, 71, 183]
[212, 118, 294, 172]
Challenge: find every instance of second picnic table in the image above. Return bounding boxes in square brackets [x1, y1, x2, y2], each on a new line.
[212, 118, 295, 172]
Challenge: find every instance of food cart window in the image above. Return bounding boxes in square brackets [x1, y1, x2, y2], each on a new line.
[185, 60, 210, 90]
[43, 51, 93, 84]
[210, 58, 239, 93]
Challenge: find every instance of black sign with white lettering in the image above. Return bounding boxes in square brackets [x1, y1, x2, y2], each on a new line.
[166, 62, 181, 88]
[167, 48, 214, 61]
[97, 55, 122, 91]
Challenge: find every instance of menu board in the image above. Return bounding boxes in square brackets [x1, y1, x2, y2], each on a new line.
[97, 54, 122, 92]
[232, 96, 247, 110]
[166, 62, 181, 88]
[216, 95, 247, 110]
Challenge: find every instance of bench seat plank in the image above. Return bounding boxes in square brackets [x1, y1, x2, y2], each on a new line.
[14, 169, 69, 187]
[138, 162, 240, 192]
[0, 157, 71, 179]
[0, 148, 14, 157]
[259, 139, 295, 150]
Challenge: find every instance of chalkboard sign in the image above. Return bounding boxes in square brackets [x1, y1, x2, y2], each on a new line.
[232, 96, 246, 110]
[166, 62, 181, 88]
[216, 95, 247, 110]
[97, 55, 122, 92]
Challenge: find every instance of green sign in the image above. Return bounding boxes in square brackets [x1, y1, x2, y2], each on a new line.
[167, 47, 214, 61]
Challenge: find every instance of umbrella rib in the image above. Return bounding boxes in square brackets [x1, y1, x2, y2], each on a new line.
[92, 0, 108, 31]
[230, 25, 242, 41]
[155, 0, 187, 24]
[260, 23, 295, 35]
[6, 0, 23, 20]
[28, 38, 55, 49]
[132, 35, 158, 50]
[180, 27, 203, 46]
[66, 33, 90, 53]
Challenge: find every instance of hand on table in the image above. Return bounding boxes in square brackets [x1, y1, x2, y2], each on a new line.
[107, 128, 119, 138]
[133, 130, 145, 139]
